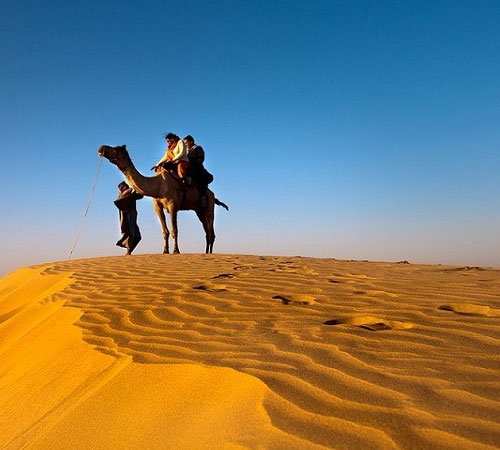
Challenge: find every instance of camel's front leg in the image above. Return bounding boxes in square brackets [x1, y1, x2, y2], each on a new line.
[169, 208, 180, 253]
[153, 200, 170, 254]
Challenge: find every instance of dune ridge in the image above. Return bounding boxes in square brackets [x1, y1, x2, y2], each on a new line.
[0, 267, 130, 450]
[1, 254, 500, 449]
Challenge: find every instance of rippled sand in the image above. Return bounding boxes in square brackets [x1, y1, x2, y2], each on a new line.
[1, 254, 500, 449]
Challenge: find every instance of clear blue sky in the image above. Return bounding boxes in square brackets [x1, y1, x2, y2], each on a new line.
[1, 0, 499, 275]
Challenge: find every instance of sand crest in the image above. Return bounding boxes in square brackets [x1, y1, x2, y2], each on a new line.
[1, 255, 500, 449]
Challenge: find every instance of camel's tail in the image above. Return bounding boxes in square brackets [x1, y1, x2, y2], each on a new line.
[215, 198, 229, 210]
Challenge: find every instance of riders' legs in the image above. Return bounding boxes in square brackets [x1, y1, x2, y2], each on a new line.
[177, 161, 190, 178]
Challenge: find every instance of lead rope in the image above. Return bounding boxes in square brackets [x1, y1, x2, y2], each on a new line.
[69, 155, 104, 259]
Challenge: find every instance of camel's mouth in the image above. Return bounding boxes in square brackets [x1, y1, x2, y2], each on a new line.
[97, 145, 114, 159]
[97, 145, 130, 169]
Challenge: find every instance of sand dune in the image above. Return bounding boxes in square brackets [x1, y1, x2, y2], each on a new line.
[1, 254, 500, 449]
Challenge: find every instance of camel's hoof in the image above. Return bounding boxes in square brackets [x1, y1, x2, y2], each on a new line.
[173, 250, 180, 254]
[163, 250, 169, 254]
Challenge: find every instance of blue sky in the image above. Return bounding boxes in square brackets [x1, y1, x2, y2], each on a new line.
[1, 0, 499, 275]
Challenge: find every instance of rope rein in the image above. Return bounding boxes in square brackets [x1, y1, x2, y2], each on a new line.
[68, 156, 104, 259]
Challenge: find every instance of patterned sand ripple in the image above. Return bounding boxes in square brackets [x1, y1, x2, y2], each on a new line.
[41, 254, 500, 449]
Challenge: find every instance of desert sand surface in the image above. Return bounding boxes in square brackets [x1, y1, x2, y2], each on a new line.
[1, 254, 500, 449]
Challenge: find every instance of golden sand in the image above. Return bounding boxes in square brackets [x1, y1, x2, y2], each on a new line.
[1, 254, 500, 449]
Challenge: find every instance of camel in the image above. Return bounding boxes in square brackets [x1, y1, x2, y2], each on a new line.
[98, 144, 228, 254]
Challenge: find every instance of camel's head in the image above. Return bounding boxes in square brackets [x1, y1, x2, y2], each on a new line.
[98, 145, 132, 170]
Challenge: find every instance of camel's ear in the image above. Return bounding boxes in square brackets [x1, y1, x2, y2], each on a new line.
[122, 145, 127, 149]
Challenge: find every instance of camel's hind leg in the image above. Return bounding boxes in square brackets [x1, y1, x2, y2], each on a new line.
[196, 207, 215, 254]
[207, 214, 215, 253]
[208, 223, 215, 253]
[153, 200, 170, 254]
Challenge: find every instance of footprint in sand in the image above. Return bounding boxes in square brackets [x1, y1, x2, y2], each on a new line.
[301, 268, 319, 276]
[233, 265, 255, 273]
[328, 274, 376, 285]
[439, 303, 500, 317]
[365, 289, 399, 298]
[192, 284, 230, 293]
[442, 267, 487, 277]
[446, 266, 486, 272]
[272, 294, 315, 306]
[269, 266, 318, 276]
[353, 290, 367, 295]
[268, 266, 298, 273]
[324, 316, 413, 331]
[211, 273, 235, 280]
[345, 273, 376, 280]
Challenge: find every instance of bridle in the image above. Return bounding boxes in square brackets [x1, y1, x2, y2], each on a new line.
[119, 162, 134, 171]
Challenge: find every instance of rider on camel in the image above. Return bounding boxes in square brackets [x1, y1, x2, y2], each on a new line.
[151, 133, 191, 186]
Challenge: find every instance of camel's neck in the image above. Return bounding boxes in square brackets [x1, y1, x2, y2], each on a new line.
[121, 164, 163, 197]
